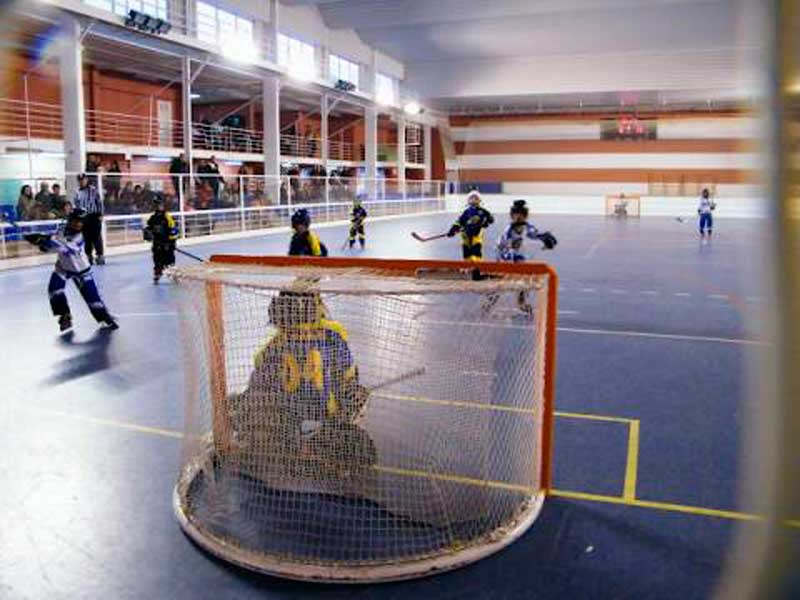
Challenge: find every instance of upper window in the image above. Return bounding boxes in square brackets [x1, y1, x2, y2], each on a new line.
[375, 72, 396, 106]
[85, 0, 167, 19]
[329, 54, 360, 89]
[277, 33, 316, 79]
[196, 2, 254, 49]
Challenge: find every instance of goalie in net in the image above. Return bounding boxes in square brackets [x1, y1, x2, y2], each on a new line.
[228, 286, 376, 483]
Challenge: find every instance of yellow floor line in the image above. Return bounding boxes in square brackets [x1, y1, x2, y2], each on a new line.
[373, 465, 535, 495]
[554, 410, 636, 424]
[623, 420, 640, 501]
[19, 404, 799, 528]
[373, 392, 535, 415]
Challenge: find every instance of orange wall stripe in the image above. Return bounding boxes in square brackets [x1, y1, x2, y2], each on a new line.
[456, 168, 759, 184]
[455, 139, 758, 155]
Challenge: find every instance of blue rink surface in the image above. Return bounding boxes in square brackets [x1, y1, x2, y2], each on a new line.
[1, 212, 797, 599]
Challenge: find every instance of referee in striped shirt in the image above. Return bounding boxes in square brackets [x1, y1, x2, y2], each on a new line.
[74, 173, 105, 265]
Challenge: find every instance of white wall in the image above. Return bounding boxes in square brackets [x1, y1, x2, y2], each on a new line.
[446, 193, 766, 219]
[457, 153, 762, 170]
[452, 123, 600, 141]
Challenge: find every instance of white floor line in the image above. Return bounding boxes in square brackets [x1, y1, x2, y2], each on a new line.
[640, 290, 660, 296]
[461, 370, 498, 378]
[673, 292, 692, 297]
[610, 289, 628, 294]
[558, 326, 768, 346]
[423, 319, 768, 345]
[583, 240, 603, 259]
[707, 294, 729, 300]
[745, 296, 765, 302]
[580, 288, 596, 293]
[558, 310, 580, 315]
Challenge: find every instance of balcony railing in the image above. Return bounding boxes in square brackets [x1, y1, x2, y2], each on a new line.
[86, 108, 184, 148]
[280, 134, 322, 159]
[405, 145, 424, 165]
[0, 98, 62, 141]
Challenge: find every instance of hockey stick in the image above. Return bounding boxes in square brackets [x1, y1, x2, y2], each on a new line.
[368, 366, 426, 393]
[175, 247, 207, 262]
[411, 231, 448, 242]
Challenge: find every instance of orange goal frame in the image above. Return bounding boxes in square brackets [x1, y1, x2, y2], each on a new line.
[205, 254, 559, 493]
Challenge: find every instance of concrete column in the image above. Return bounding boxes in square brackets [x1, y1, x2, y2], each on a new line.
[268, 0, 279, 62]
[321, 94, 329, 204]
[396, 115, 406, 199]
[262, 76, 281, 204]
[423, 124, 432, 181]
[59, 15, 86, 196]
[364, 105, 378, 199]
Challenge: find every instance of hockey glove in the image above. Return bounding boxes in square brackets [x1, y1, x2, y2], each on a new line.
[538, 231, 558, 250]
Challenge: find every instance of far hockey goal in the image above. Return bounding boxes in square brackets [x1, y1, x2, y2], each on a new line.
[171, 256, 558, 582]
[605, 193, 641, 217]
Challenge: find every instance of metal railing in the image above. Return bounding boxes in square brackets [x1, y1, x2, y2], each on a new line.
[0, 173, 446, 260]
[86, 108, 184, 148]
[280, 134, 323, 159]
[0, 98, 63, 141]
[405, 145, 425, 165]
[328, 139, 363, 162]
[192, 121, 263, 154]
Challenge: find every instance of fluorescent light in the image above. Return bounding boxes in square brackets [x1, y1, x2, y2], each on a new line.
[403, 101, 422, 116]
[190, 93, 201, 100]
[147, 156, 173, 163]
[223, 160, 243, 166]
[40, 152, 66, 159]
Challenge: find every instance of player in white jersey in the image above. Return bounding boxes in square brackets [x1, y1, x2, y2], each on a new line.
[490, 200, 557, 315]
[697, 188, 716, 238]
[25, 209, 118, 333]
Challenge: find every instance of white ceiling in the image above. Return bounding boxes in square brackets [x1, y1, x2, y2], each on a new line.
[286, 0, 764, 112]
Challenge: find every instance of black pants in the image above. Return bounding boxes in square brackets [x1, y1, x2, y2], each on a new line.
[462, 243, 483, 261]
[152, 242, 176, 276]
[83, 213, 104, 262]
[349, 223, 365, 243]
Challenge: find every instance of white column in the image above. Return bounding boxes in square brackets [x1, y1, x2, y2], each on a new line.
[397, 115, 406, 200]
[59, 15, 86, 196]
[267, 0, 279, 62]
[181, 56, 193, 224]
[262, 76, 281, 204]
[423, 124, 432, 181]
[321, 94, 329, 205]
[364, 105, 378, 199]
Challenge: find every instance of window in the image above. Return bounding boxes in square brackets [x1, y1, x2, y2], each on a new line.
[84, 0, 168, 19]
[328, 54, 360, 89]
[277, 33, 316, 80]
[375, 72, 396, 106]
[196, 2, 254, 50]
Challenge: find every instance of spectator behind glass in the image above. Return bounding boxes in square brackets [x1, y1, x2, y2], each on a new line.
[35, 182, 50, 206]
[49, 184, 67, 216]
[106, 160, 122, 202]
[32, 182, 56, 219]
[17, 184, 34, 220]
[117, 182, 135, 214]
[85, 154, 100, 186]
[169, 153, 188, 197]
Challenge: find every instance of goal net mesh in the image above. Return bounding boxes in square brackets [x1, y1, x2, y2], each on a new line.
[171, 257, 556, 582]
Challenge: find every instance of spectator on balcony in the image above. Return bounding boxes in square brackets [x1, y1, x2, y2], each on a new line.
[218, 179, 239, 209]
[49, 184, 67, 217]
[169, 153, 188, 199]
[17, 185, 34, 221]
[105, 160, 122, 203]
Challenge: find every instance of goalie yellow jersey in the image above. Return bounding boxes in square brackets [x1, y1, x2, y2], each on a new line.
[249, 319, 356, 418]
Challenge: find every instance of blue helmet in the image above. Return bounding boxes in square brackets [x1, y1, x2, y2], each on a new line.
[291, 208, 310, 227]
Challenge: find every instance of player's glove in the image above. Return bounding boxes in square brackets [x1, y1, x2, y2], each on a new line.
[446, 225, 459, 238]
[697, 209, 702, 215]
[24, 233, 51, 252]
[538, 231, 558, 250]
[143, 229, 154, 242]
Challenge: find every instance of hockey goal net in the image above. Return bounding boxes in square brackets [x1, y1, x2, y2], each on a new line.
[171, 256, 557, 582]
[605, 193, 641, 217]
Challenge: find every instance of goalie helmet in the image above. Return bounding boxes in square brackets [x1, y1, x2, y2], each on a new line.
[291, 208, 311, 228]
[510, 199, 529, 218]
[268, 291, 323, 328]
